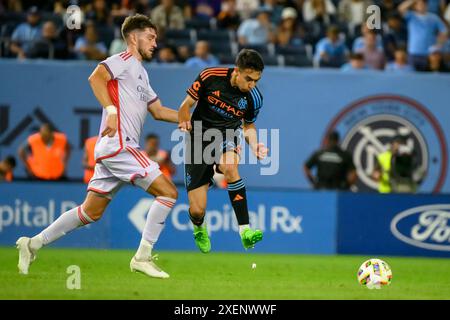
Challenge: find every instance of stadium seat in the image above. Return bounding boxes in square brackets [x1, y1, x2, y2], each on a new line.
[261, 54, 282, 66]
[185, 18, 213, 30]
[165, 29, 196, 42]
[208, 41, 235, 56]
[276, 45, 307, 56]
[283, 54, 313, 67]
[197, 29, 234, 42]
[239, 44, 271, 56]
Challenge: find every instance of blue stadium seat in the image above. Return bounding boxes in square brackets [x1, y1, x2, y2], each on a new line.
[185, 18, 213, 30]
[283, 54, 313, 67]
[197, 29, 233, 42]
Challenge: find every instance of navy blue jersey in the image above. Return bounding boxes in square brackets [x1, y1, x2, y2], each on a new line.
[186, 67, 263, 131]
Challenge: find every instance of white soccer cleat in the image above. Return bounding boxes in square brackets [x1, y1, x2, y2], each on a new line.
[130, 256, 170, 279]
[16, 237, 37, 275]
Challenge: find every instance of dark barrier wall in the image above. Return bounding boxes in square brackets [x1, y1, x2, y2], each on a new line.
[0, 183, 449, 257]
[0, 60, 450, 193]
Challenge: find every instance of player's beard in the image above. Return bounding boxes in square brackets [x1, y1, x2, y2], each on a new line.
[138, 45, 153, 62]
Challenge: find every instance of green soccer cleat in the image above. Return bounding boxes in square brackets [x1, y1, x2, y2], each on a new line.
[193, 225, 211, 253]
[241, 228, 263, 250]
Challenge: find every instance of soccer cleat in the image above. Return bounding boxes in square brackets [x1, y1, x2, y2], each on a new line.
[130, 256, 170, 279]
[16, 237, 37, 275]
[241, 228, 263, 250]
[193, 225, 211, 253]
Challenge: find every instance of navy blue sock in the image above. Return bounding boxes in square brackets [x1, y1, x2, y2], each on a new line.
[227, 179, 249, 225]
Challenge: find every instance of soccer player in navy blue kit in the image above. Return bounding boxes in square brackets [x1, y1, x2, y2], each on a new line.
[178, 49, 268, 252]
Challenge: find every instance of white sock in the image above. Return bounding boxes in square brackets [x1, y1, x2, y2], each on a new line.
[135, 239, 153, 261]
[136, 196, 175, 260]
[30, 206, 94, 250]
[239, 224, 250, 236]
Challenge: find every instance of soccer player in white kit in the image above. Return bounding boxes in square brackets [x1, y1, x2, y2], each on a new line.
[16, 15, 179, 278]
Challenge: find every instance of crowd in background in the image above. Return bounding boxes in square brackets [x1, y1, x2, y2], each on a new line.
[0, 0, 450, 71]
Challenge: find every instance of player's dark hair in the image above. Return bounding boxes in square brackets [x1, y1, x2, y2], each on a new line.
[4, 156, 16, 168]
[235, 49, 264, 72]
[121, 14, 157, 40]
[146, 133, 159, 141]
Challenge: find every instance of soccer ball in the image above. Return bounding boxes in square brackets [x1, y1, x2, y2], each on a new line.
[357, 258, 392, 289]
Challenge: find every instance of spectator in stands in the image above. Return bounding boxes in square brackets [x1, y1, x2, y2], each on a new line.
[340, 52, 368, 70]
[74, 22, 108, 60]
[155, 46, 178, 64]
[85, 0, 110, 26]
[217, 0, 241, 30]
[144, 134, 176, 180]
[314, 25, 349, 67]
[0, 156, 16, 182]
[262, 0, 284, 24]
[10, 6, 42, 59]
[236, 0, 260, 20]
[399, 0, 447, 70]
[382, 12, 408, 61]
[417, 45, 450, 72]
[190, 0, 221, 20]
[304, 131, 357, 190]
[237, 7, 276, 46]
[379, 0, 400, 21]
[177, 45, 192, 63]
[435, 32, 450, 67]
[445, 2, 450, 25]
[385, 47, 414, 72]
[185, 41, 219, 68]
[18, 123, 71, 181]
[352, 24, 383, 52]
[109, 29, 127, 56]
[27, 20, 68, 59]
[355, 29, 386, 69]
[82, 136, 98, 184]
[302, 0, 337, 24]
[151, 0, 185, 33]
[276, 7, 305, 47]
[338, 0, 372, 33]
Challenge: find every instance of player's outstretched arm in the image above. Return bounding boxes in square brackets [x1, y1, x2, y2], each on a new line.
[178, 95, 196, 132]
[88, 64, 117, 138]
[243, 122, 268, 160]
[147, 99, 178, 123]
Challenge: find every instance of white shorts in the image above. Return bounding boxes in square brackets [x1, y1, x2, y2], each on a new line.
[87, 146, 162, 199]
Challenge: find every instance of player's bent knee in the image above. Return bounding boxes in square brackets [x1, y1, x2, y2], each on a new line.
[163, 187, 178, 200]
[221, 164, 240, 180]
[189, 205, 206, 218]
[81, 203, 106, 221]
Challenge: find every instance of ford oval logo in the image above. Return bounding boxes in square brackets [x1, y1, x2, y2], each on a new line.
[390, 204, 450, 251]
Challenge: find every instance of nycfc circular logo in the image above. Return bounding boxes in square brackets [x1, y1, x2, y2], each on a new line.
[324, 95, 448, 192]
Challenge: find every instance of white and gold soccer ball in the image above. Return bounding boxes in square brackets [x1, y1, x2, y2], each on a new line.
[357, 258, 392, 289]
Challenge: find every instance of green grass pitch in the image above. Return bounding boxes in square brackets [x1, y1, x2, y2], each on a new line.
[1, 247, 449, 299]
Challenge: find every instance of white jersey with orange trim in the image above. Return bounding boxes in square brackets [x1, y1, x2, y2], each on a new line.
[95, 51, 158, 162]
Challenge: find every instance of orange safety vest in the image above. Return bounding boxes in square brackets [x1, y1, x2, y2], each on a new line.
[5, 171, 13, 182]
[157, 150, 173, 179]
[27, 132, 67, 180]
[83, 136, 98, 184]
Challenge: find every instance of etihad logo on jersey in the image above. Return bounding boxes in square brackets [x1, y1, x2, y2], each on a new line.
[207, 95, 244, 117]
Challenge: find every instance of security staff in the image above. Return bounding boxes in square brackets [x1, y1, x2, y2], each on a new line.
[304, 131, 357, 190]
[83, 136, 98, 183]
[19, 123, 71, 180]
[372, 135, 418, 193]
